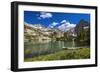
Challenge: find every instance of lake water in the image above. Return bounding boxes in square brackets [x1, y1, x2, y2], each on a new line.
[24, 40, 89, 58]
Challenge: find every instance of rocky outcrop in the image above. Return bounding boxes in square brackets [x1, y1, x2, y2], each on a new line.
[75, 19, 90, 35]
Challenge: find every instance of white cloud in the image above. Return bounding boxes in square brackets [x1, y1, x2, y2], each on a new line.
[49, 22, 59, 28]
[39, 12, 52, 19]
[51, 22, 58, 26]
[61, 20, 67, 23]
[58, 21, 76, 31]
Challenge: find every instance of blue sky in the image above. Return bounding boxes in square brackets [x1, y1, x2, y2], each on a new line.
[24, 11, 90, 28]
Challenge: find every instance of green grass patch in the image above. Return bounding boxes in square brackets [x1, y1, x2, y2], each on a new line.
[24, 48, 90, 62]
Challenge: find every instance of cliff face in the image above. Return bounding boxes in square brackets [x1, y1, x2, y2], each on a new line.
[24, 22, 64, 42]
[75, 19, 90, 35]
[74, 20, 90, 46]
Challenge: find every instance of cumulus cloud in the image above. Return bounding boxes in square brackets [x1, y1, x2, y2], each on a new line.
[49, 22, 59, 28]
[39, 12, 52, 19]
[61, 20, 67, 23]
[58, 20, 76, 31]
[51, 22, 58, 26]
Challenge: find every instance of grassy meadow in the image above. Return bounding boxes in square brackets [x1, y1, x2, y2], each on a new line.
[24, 48, 90, 62]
